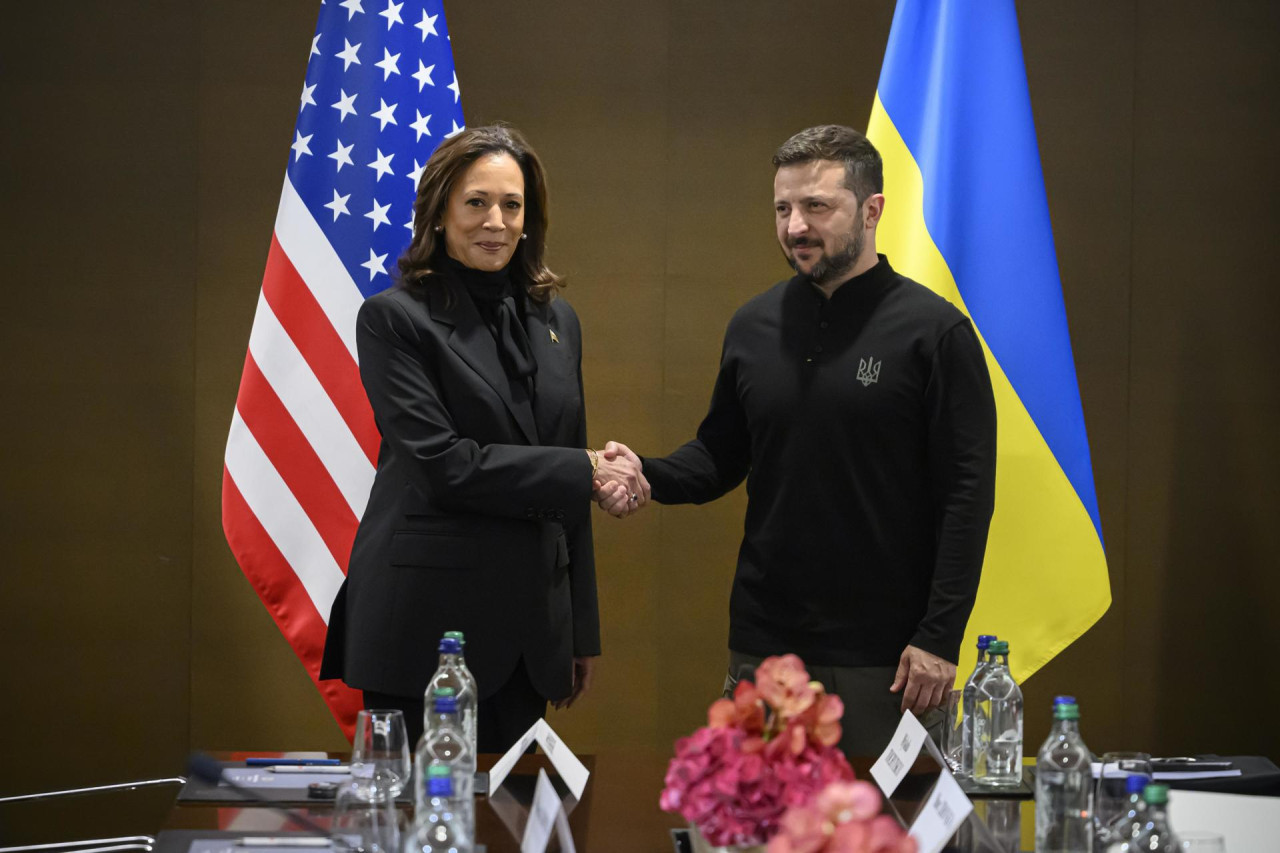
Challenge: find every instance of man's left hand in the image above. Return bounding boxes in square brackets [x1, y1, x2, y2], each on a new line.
[889, 644, 955, 714]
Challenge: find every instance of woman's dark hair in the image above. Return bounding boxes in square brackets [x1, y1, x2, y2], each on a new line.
[397, 124, 562, 302]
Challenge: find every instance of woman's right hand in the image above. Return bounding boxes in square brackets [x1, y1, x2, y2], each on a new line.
[592, 444, 650, 518]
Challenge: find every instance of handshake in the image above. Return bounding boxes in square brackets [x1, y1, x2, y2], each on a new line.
[590, 441, 650, 518]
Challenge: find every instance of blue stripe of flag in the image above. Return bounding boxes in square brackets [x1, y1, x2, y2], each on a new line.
[876, 0, 1103, 540]
[287, 0, 464, 298]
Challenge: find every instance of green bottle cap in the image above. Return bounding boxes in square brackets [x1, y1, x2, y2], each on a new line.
[432, 686, 456, 697]
[988, 640, 1010, 654]
[1142, 783, 1169, 805]
[1053, 703, 1080, 720]
[444, 631, 466, 645]
[427, 764, 450, 778]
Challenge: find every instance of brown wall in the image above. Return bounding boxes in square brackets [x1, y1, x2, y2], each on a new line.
[2, 0, 1278, 837]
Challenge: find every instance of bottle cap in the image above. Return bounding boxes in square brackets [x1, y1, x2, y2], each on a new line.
[439, 637, 462, 654]
[432, 686, 456, 697]
[427, 764, 450, 778]
[427, 777, 453, 797]
[1126, 775, 1150, 795]
[1142, 783, 1169, 805]
[1053, 703, 1080, 720]
[977, 634, 997, 648]
[443, 630, 466, 646]
[433, 694, 458, 714]
[1053, 695, 1077, 706]
[987, 640, 1009, 654]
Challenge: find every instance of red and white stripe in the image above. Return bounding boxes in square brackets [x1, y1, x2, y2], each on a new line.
[222, 176, 379, 736]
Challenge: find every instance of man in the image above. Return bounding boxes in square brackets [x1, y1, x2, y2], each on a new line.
[603, 125, 996, 755]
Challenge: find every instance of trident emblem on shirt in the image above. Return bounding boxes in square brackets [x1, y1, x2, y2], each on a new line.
[857, 356, 881, 386]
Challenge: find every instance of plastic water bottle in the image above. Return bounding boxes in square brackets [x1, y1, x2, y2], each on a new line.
[427, 636, 477, 758]
[1035, 700, 1093, 852]
[405, 763, 471, 853]
[1107, 784, 1179, 853]
[959, 634, 998, 779]
[415, 688, 475, 838]
[973, 640, 1023, 788]
[1100, 775, 1148, 849]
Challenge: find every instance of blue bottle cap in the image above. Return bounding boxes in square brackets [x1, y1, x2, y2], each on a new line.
[1126, 775, 1150, 795]
[427, 776, 453, 797]
[1053, 695, 1078, 706]
[439, 637, 462, 654]
[977, 634, 997, 648]
[433, 695, 458, 714]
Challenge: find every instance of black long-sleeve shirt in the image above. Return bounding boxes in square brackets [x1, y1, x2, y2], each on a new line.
[643, 256, 996, 665]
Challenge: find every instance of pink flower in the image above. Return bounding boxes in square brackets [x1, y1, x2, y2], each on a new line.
[816, 781, 881, 823]
[755, 654, 818, 720]
[661, 654, 872, 849]
[709, 679, 766, 734]
[768, 780, 917, 853]
[793, 692, 845, 748]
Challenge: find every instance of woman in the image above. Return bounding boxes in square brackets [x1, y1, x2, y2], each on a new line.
[320, 125, 646, 750]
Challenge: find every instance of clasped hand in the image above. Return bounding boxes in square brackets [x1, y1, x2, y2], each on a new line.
[591, 441, 650, 518]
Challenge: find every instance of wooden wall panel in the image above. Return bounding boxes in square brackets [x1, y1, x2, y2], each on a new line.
[2, 7, 1278, 834]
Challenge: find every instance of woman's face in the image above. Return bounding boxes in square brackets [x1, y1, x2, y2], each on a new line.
[440, 152, 526, 271]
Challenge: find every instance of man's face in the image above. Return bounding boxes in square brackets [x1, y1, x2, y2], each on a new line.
[774, 160, 866, 284]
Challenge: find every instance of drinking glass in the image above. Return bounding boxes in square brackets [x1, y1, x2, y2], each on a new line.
[1093, 751, 1153, 839]
[941, 689, 965, 774]
[331, 777, 403, 853]
[351, 709, 411, 798]
[1179, 830, 1227, 852]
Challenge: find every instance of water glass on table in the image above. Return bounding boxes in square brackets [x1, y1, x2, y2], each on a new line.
[352, 708, 412, 798]
[941, 689, 965, 774]
[331, 777, 404, 853]
[1093, 751, 1153, 840]
[1178, 830, 1227, 852]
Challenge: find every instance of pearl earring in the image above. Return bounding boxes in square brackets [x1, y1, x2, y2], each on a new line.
[434, 225, 443, 233]
[520, 232, 528, 240]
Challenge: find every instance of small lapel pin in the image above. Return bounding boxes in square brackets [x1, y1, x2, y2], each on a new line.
[549, 329, 560, 344]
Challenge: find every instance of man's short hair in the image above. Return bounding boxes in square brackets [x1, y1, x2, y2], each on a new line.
[772, 125, 884, 207]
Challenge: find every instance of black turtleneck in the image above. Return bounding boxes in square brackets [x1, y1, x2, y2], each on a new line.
[437, 254, 538, 385]
[641, 256, 997, 666]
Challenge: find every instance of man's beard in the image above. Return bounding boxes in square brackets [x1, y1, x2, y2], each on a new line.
[785, 226, 864, 285]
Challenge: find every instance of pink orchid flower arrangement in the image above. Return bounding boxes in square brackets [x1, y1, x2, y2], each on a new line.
[661, 654, 908, 849]
[767, 780, 918, 853]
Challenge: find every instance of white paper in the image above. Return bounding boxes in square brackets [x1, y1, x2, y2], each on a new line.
[554, 798, 577, 853]
[533, 718, 590, 800]
[521, 769, 560, 853]
[908, 769, 974, 853]
[487, 718, 591, 801]
[488, 719, 541, 794]
[870, 710, 930, 796]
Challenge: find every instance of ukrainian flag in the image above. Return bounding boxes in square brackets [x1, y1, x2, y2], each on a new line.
[868, 0, 1110, 682]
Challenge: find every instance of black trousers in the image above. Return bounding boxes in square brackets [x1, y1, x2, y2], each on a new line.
[363, 659, 546, 752]
[726, 649, 944, 759]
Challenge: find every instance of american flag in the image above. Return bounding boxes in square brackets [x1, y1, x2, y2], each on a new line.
[222, 0, 465, 736]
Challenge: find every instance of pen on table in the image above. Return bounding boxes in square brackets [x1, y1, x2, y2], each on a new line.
[244, 758, 343, 767]
[268, 765, 352, 774]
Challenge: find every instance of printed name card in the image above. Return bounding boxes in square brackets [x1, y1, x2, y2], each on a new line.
[533, 718, 590, 800]
[520, 768, 577, 853]
[488, 718, 591, 800]
[908, 770, 974, 853]
[487, 721, 541, 794]
[870, 710, 930, 796]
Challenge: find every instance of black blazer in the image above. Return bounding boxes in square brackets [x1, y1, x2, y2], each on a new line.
[319, 279, 599, 702]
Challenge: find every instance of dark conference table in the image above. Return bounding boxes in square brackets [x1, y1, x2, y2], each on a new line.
[159, 750, 1035, 852]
